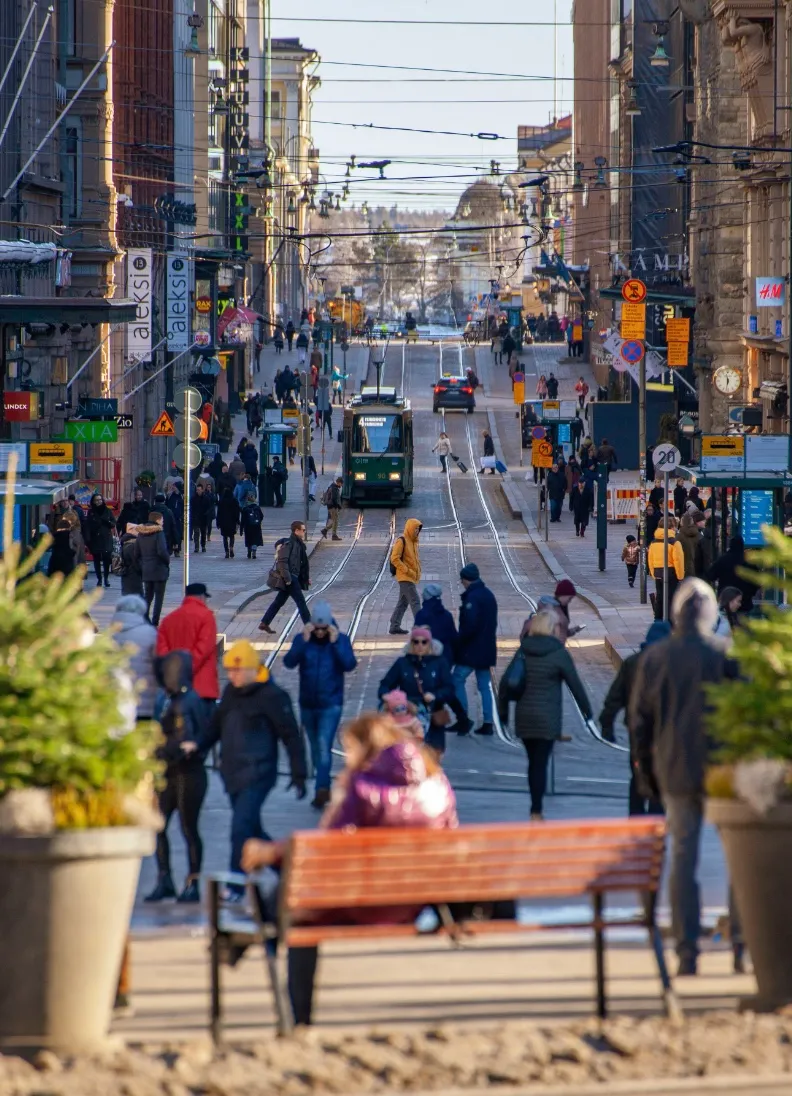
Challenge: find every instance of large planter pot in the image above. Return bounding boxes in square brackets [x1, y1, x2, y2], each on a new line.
[0, 826, 154, 1053]
[707, 799, 792, 1010]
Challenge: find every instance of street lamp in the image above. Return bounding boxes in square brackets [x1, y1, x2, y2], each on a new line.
[184, 12, 203, 56]
[625, 80, 642, 117]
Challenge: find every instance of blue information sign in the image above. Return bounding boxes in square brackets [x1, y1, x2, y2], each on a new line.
[740, 490, 774, 547]
[558, 424, 571, 444]
[268, 432, 284, 456]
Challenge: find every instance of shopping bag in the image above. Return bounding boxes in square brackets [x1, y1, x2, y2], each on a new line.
[495, 460, 507, 475]
[480, 455, 496, 469]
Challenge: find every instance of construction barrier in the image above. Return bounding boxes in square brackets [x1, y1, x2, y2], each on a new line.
[607, 487, 641, 522]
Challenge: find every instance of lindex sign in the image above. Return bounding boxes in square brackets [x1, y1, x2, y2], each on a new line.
[64, 420, 119, 443]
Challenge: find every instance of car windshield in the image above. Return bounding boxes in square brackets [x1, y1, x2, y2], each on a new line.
[352, 413, 403, 454]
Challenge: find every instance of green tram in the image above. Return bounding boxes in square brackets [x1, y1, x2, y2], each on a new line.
[342, 387, 414, 506]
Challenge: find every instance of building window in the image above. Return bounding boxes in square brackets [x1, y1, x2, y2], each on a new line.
[269, 89, 281, 123]
[63, 123, 82, 220]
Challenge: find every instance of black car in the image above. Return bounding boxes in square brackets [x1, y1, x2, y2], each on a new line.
[433, 374, 475, 413]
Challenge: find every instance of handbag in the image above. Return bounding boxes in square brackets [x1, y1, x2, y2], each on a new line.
[412, 669, 452, 727]
[500, 650, 527, 703]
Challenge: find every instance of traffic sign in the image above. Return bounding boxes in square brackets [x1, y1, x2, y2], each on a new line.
[29, 442, 74, 473]
[620, 340, 645, 365]
[622, 278, 647, 304]
[174, 386, 203, 414]
[653, 443, 681, 475]
[150, 410, 176, 437]
[533, 438, 554, 468]
[531, 426, 546, 440]
[172, 441, 202, 470]
[620, 301, 646, 340]
[667, 342, 689, 367]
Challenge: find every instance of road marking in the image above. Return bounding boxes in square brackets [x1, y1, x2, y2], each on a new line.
[564, 776, 628, 785]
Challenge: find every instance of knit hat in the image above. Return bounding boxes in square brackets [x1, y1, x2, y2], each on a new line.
[381, 689, 414, 724]
[223, 640, 262, 671]
[422, 582, 443, 600]
[311, 600, 333, 627]
[460, 563, 480, 582]
[410, 626, 432, 642]
[554, 579, 577, 599]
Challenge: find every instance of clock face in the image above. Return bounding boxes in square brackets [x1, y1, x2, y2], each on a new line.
[714, 366, 742, 395]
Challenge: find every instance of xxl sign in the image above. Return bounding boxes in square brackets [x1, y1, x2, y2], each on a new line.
[126, 248, 153, 362]
[167, 252, 191, 351]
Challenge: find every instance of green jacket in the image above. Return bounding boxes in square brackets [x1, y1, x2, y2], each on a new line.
[498, 634, 592, 740]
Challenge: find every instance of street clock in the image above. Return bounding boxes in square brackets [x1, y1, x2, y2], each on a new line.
[713, 365, 742, 395]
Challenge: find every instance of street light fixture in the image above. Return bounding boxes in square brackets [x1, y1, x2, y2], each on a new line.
[625, 80, 642, 117]
[593, 156, 609, 188]
[185, 12, 203, 55]
[651, 22, 670, 67]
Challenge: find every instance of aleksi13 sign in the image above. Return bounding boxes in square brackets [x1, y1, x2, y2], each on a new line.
[126, 248, 153, 362]
[166, 252, 190, 351]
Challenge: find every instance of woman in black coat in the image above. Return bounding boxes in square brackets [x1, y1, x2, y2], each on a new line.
[85, 494, 116, 587]
[378, 628, 465, 753]
[216, 488, 241, 558]
[47, 523, 76, 578]
[571, 481, 593, 537]
[706, 535, 760, 613]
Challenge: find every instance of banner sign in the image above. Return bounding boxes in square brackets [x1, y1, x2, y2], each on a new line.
[701, 435, 745, 473]
[756, 277, 785, 307]
[126, 248, 153, 362]
[29, 442, 75, 473]
[166, 252, 190, 350]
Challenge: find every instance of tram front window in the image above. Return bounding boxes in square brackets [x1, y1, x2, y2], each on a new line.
[352, 414, 403, 454]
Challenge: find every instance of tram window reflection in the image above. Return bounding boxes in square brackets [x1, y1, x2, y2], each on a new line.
[352, 414, 403, 454]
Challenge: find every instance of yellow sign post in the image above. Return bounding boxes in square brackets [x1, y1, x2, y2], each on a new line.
[620, 301, 646, 340]
[533, 438, 554, 468]
[665, 317, 691, 368]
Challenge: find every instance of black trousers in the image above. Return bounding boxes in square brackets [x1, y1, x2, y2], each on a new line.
[193, 522, 210, 551]
[626, 563, 638, 586]
[93, 551, 112, 582]
[521, 738, 554, 814]
[653, 574, 679, 620]
[628, 773, 664, 817]
[262, 581, 310, 625]
[222, 533, 235, 554]
[156, 766, 208, 877]
[145, 579, 167, 625]
[273, 480, 284, 507]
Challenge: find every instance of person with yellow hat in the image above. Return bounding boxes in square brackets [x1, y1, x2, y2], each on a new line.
[181, 639, 306, 894]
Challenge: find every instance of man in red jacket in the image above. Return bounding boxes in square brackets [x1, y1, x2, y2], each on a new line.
[156, 583, 219, 715]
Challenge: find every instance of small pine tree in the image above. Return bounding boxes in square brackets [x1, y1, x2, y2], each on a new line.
[707, 525, 792, 763]
[0, 458, 160, 825]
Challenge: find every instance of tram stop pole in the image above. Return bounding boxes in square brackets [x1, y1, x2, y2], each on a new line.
[597, 462, 608, 571]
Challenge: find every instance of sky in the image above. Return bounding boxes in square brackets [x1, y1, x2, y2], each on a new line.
[271, 0, 574, 213]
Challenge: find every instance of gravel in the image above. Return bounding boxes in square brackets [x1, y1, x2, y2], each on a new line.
[2, 1012, 792, 1095]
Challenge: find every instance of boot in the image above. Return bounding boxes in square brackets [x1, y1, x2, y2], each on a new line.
[332, 534, 342, 541]
[144, 872, 176, 902]
[475, 722, 494, 736]
[177, 876, 201, 904]
[320, 528, 328, 538]
[311, 787, 331, 810]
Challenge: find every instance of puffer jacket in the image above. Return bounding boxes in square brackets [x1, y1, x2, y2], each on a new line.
[647, 527, 685, 580]
[134, 523, 170, 582]
[677, 516, 702, 577]
[456, 579, 498, 669]
[156, 595, 220, 700]
[390, 518, 422, 584]
[378, 641, 454, 709]
[325, 741, 458, 831]
[154, 650, 209, 774]
[498, 633, 592, 740]
[112, 608, 158, 718]
[283, 626, 357, 709]
[414, 596, 458, 666]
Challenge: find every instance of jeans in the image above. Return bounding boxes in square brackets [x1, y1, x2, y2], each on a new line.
[549, 497, 563, 522]
[93, 551, 112, 583]
[145, 579, 167, 625]
[664, 794, 703, 961]
[156, 766, 208, 877]
[521, 738, 554, 814]
[229, 779, 275, 876]
[262, 578, 310, 626]
[389, 580, 420, 629]
[302, 706, 342, 790]
[453, 665, 493, 723]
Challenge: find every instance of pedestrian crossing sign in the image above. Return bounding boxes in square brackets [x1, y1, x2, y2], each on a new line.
[150, 410, 176, 437]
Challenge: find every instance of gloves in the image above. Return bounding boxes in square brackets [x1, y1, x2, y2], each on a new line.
[288, 778, 307, 800]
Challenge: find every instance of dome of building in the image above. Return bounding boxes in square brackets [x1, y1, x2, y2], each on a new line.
[452, 179, 503, 223]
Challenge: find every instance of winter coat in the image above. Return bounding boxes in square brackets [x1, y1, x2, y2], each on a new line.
[207, 454, 225, 482]
[565, 462, 581, 494]
[152, 501, 178, 550]
[200, 676, 306, 795]
[234, 478, 256, 506]
[326, 741, 457, 831]
[47, 528, 75, 577]
[432, 437, 452, 457]
[241, 502, 264, 548]
[164, 491, 184, 539]
[120, 534, 144, 596]
[546, 376, 559, 399]
[630, 630, 738, 797]
[498, 634, 592, 740]
[647, 528, 685, 580]
[571, 483, 593, 525]
[706, 537, 760, 612]
[677, 516, 702, 578]
[216, 472, 236, 496]
[216, 492, 241, 536]
[595, 442, 618, 470]
[414, 597, 458, 666]
[112, 608, 158, 718]
[483, 435, 495, 458]
[283, 628, 357, 709]
[85, 503, 116, 555]
[284, 532, 310, 587]
[154, 651, 209, 775]
[378, 644, 455, 709]
[390, 518, 422, 584]
[134, 523, 171, 583]
[190, 490, 214, 529]
[156, 595, 220, 700]
[241, 445, 258, 477]
[456, 579, 498, 669]
[228, 458, 246, 482]
[326, 481, 342, 510]
[673, 485, 688, 514]
[546, 469, 567, 501]
[118, 499, 149, 535]
[622, 541, 640, 567]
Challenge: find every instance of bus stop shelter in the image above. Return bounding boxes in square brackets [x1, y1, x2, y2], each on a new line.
[677, 467, 792, 555]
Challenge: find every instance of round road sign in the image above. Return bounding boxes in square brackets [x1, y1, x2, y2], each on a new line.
[531, 425, 546, 440]
[653, 443, 681, 475]
[620, 339, 645, 365]
[622, 278, 647, 304]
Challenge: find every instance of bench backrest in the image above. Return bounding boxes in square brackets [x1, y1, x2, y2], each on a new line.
[282, 818, 666, 916]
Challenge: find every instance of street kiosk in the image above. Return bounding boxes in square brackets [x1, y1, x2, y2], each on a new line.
[257, 424, 293, 507]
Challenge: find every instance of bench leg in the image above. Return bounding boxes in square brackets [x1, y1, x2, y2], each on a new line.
[265, 947, 293, 1036]
[592, 893, 607, 1019]
[208, 878, 223, 1046]
[644, 890, 683, 1024]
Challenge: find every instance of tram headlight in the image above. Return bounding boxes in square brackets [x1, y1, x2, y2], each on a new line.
[389, 472, 401, 480]
[354, 472, 366, 481]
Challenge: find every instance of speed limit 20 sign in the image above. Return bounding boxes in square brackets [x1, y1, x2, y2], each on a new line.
[653, 443, 681, 474]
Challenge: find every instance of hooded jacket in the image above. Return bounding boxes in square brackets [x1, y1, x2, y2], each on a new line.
[156, 595, 220, 700]
[120, 533, 144, 596]
[677, 515, 702, 578]
[378, 640, 455, 709]
[154, 651, 209, 773]
[134, 522, 170, 582]
[706, 535, 760, 612]
[647, 527, 685, 580]
[414, 596, 458, 666]
[390, 518, 422, 584]
[456, 578, 498, 669]
[85, 502, 116, 555]
[498, 633, 592, 740]
[216, 491, 241, 536]
[283, 624, 357, 709]
[113, 608, 158, 718]
[200, 674, 306, 794]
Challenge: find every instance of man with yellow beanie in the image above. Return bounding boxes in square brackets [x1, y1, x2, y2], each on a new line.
[182, 639, 306, 894]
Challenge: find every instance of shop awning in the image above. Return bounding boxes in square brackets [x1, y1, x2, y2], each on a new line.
[0, 296, 137, 325]
[678, 467, 792, 490]
[0, 479, 78, 503]
[217, 304, 263, 339]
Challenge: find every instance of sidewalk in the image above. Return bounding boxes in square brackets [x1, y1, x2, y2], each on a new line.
[90, 342, 370, 634]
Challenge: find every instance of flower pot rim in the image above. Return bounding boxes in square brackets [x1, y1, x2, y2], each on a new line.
[0, 826, 156, 862]
[706, 797, 792, 826]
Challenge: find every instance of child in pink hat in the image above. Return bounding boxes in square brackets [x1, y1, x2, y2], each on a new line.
[381, 689, 425, 740]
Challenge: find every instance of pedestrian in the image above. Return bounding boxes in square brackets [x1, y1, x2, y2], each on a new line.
[53, 500, 86, 570]
[118, 489, 150, 535]
[259, 520, 311, 633]
[388, 517, 423, 635]
[151, 492, 178, 554]
[190, 482, 213, 554]
[156, 582, 220, 717]
[309, 349, 321, 400]
[85, 493, 116, 588]
[285, 319, 295, 351]
[203, 481, 217, 542]
[273, 327, 284, 354]
[379, 626, 458, 754]
[47, 521, 76, 579]
[622, 534, 639, 587]
[432, 431, 452, 473]
[546, 462, 567, 523]
[380, 689, 425, 740]
[571, 479, 592, 537]
[647, 520, 685, 621]
[112, 594, 158, 720]
[228, 453, 246, 482]
[270, 455, 288, 507]
[180, 640, 306, 897]
[678, 512, 702, 578]
[546, 372, 559, 399]
[498, 610, 593, 820]
[644, 501, 660, 542]
[673, 477, 688, 518]
[536, 374, 548, 399]
[491, 333, 503, 365]
[301, 453, 317, 501]
[164, 483, 184, 556]
[414, 583, 459, 673]
[565, 455, 581, 508]
[296, 328, 309, 365]
[320, 476, 343, 541]
[599, 619, 670, 814]
[479, 429, 497, 475]
[706, 535, 760, 613]
[134, 511, 170, 625]
[542, 579, 584, 643]
[240, 494, 264, 559]
[574, 376, 589, 409]
[571, 413, 584, 451]
[119, 528, 143, 596]
[216, 464, 236, 497]
[714, 586, 742, 639]
[649, 478, 665, 510]
[595, 437, 618, 471]
[502, 331, 516, 361]
[241, 438, 258, 479]
[453, 562, 498, 737]
[566, 321, 574, 357]
[283, 600, 357, 809]
[331, 364, 348, 404]
[234, 472, 255, 507]
[630, 579, 740, 975]
[216, 487, 240, 558]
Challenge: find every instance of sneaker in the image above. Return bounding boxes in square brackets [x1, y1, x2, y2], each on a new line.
[258, 622, 275, 634]
[332, 534, 342, 541]
[677, 955, 698, 977]
[475, 722, 494, 736]
[144, 873, 176, 902]
[389, 626, 409, 635]
[176, 878, 201, 904]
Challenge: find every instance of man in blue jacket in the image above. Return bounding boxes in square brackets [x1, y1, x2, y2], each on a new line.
[283, 600, 357, 809]
[414, 583, 457, 667]
[453, 563, 499, 736]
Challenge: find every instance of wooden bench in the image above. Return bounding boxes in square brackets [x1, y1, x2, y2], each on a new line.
[207, 817, 675, 1043]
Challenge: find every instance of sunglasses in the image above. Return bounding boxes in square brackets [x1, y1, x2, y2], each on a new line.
[411, 638, 430, 646]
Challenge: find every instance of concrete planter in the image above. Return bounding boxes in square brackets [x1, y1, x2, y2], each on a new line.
[0, 827, 154, 1052]
[707, 799, 792, 1010]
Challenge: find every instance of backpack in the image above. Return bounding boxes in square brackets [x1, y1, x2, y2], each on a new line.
[389, 536, 405, 577]
[320, 486, 331, 507]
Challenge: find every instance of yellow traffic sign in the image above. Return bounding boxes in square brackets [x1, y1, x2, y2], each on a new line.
[666, 317, 690, 343]
[701, 435, 744, 458]
[667, 342, 689, 368]
[150, 410, 176, 437]
[533, 438, 554, 468]
[620, 301, 646, 340]
[622, 278, 647, 303]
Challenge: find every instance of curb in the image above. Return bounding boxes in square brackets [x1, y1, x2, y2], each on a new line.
[393, 1076, 792, 1096]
